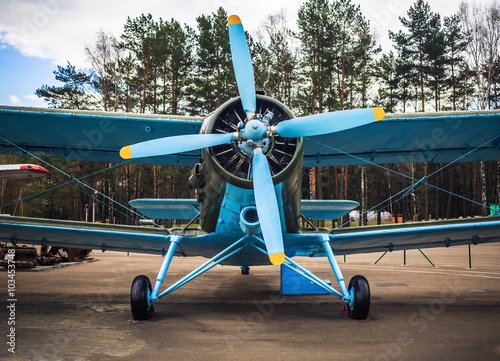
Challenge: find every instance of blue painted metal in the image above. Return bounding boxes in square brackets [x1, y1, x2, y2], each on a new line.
[303, 110, 500, 167]
[227, 16, 256, 116]
[402, 176, 426, 198]
[252, 148, 284, 262]
[239, 206, 260, 235]
[155, 236, 249, 300]
[151, 235, 181, 300]
[242, 119, 267, 141]
[251, 242, 343, 298]
[2, 109, 499, 168]
[280, 264, 332, 295]
[2, 216, 500, 265]
[275, 108, 379, 138]
[319, 234, 351, 302]
[300, 200, 359, 220]
[0, 106, 202, 166]
[129, 199, 200, 220]
[126, 132, 235, 160]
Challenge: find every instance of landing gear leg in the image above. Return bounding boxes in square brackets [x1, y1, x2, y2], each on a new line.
[241, 266, 250, 275]
[130, 235, 181, 320]
[320, 234, 370, 320]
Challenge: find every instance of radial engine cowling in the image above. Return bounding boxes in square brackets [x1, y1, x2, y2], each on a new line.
[197, 94, 304, 190]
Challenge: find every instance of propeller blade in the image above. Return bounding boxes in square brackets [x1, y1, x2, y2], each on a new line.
[252, 147, 285, 265]
[228, 15, 256, 117]
[274, 107, 385, 138]
[120, 133, 236, 160]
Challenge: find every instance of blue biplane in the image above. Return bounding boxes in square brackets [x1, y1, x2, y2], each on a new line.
[1, 15, 500, 320]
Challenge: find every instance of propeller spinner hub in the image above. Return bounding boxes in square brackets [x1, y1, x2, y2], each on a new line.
[243, 119, 267, 142]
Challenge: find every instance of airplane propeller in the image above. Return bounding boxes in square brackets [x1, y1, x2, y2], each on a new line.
[119, 14, 385, 266]
[228, 15, 256, 119]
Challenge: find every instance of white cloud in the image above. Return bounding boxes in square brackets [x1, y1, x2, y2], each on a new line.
[9, 95, 21, 105]
[22, 94, 47, 107]
[0, 0, 305, 67]
[0, 0, 492, 67]
[24, 94, 39, 101]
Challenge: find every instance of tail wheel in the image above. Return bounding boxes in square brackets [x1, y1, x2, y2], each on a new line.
[131, 275, 154, 320]
[346, 275, 370, 320]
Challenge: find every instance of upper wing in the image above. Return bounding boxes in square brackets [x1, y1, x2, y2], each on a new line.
[285, 216, 500, 256]
[0, 106, 204, 167]
[303, 110, 500, 167]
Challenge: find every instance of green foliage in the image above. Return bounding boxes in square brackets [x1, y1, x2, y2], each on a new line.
[35, 62, 92, 109]
[187, 8, 234, 115]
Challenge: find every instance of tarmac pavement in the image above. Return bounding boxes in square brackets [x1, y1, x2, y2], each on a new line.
[1, 245, 499, 361]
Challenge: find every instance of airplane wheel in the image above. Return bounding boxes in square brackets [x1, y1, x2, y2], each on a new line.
[241, 266, 250, 275]
[131, 275, 154, 320]
[346, 275, 370, 320]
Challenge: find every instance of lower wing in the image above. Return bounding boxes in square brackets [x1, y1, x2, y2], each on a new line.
[0, 216, 499, 261]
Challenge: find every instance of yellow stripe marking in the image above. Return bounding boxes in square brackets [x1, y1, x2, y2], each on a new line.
[228, 15, 241, 25]
[269, 252, 285, 266]
[120, 146, 132, 159]
[373, 107, 385, 121]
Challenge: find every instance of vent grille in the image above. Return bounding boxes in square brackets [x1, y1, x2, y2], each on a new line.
[244, 208, 259, 223]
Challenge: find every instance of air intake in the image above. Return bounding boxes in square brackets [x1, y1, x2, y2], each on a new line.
[240, 206, 260, 235]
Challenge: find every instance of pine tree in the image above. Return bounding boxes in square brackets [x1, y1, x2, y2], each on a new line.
[444, 14, 469, 110]
[120, 13, 157, 113]
[35, 62, 92, 109]
[155, 18, 194, 115]
[188, 7, 234, 115]
[297, 0, 336, 115]
[376, 51, 399, 112]
[424, 14, 447, 111]
[390, 0, 439, 112]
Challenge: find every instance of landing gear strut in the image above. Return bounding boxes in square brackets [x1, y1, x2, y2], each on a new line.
[252, 234, 371, 319]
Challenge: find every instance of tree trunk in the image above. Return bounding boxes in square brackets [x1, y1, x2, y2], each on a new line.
[309, 168, 317, 200]
[424, 162, 428, 220]
[481, 161, 487, 216]
[419, 40, 425, 112]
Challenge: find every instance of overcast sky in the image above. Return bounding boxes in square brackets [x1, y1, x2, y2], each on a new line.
[0, 0, 491, 107]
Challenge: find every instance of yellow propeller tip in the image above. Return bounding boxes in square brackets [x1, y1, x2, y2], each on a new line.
[373, 107, 385, 121]
[228, 15, 241, 25]
[269, 252, 285, 266]
[120, 146, 132, 160]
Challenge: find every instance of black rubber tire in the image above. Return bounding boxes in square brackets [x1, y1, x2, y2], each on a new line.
[131, 275, 154, 320]
[346, 275, 370, 320]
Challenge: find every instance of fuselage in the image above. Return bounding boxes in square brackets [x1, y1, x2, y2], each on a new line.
[189, 95, 304, 265]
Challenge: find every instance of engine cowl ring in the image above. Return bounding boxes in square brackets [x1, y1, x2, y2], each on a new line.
[202, 94, 302, 189]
